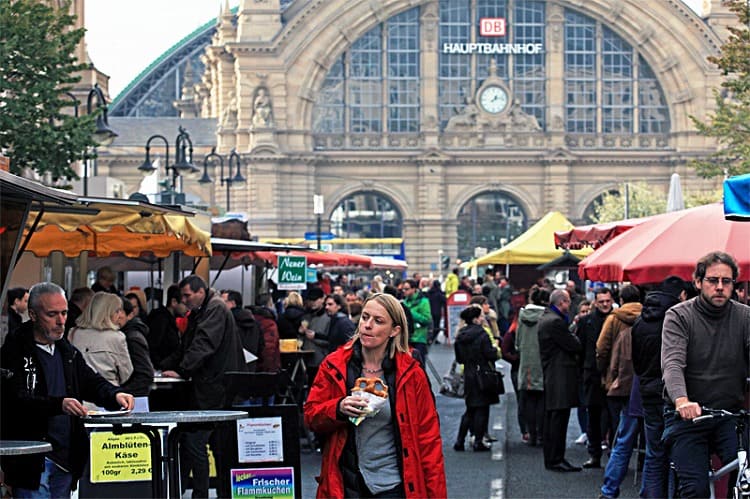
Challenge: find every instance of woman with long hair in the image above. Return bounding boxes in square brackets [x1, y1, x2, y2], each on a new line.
[69, 291, 133, 387]
[304, 293, 447, 498]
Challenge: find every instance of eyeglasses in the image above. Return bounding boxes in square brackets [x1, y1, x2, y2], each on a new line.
[402, 287, 411, 291]
[703, 277, 734, 286]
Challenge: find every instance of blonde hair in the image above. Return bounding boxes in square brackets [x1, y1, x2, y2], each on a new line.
[76, 292, 121, 331]
[284, 291, 303, 308]
[348, 293, 409, 358]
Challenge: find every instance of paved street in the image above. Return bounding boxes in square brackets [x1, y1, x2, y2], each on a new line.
[300, 342, 643, 498]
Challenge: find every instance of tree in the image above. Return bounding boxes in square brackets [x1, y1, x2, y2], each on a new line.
[0, 0, 98, 182]
[690, 0, 750, 178]
[590, 182, 722, 223]
[591, 182, 666, 223]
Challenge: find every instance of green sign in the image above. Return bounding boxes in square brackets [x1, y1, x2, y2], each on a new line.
[277, 255, 307, 290]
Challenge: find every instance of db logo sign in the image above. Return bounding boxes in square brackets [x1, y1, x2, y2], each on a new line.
[480, 18, 506, 37]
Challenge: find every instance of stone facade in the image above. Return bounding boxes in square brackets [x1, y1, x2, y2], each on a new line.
[92, 0, 732, 273]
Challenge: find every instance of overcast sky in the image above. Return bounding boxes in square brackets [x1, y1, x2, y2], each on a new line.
[84, 0, 704, 99]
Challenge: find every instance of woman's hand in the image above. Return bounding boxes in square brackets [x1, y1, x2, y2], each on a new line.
[339, 395, 370, 418]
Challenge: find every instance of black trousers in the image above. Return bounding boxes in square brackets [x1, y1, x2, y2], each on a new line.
[522, 390, 545, 442]
[586, 404, 607, 459]
[543, 408, 571, 467]
[456, 405, 490, 444]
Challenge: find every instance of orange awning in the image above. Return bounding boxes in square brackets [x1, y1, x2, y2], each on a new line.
[23, 199, 211, 258]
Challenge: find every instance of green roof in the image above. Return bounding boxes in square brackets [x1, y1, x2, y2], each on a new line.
[111, 6, 239, 108]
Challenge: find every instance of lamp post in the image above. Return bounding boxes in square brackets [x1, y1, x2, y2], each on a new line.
[199, 147, 246, 212]
[85, 84, 118, 196]
[138, 126, 200, 205]
[313, 194, 324, 250]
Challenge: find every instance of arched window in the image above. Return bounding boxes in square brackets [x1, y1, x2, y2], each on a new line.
[438, 0, 547, 129]
[564, 10, 670, 134]
[312, 8, 421, 134]
[330, 192, 403, 239]
[457, 192, 527, 261]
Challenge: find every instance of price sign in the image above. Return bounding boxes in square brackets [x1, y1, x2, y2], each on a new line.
[89, 431, 152, 483]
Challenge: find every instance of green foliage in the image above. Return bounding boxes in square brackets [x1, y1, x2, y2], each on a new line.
[591, 182, 667, 223]
[0, 0, 98, 181]
[591, 183, 723, 223]
[690, 0, 750, 178]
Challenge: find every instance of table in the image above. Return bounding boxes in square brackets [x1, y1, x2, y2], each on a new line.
[279, 350, 314, 406]
[0, 440, 52, 456]
[84, 410, 246, 499]
[279, 350, 316, 451]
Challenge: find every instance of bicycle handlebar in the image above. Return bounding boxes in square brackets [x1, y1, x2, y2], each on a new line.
[691, 407, 747, 424]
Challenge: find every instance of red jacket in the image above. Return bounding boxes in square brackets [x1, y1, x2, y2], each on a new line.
[304, 343, 447, 499]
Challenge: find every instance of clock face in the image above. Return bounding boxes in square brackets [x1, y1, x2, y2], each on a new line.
[479, 85, 509, 114]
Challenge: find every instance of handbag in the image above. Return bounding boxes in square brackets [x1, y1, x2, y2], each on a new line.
[476, 365, 505, 396]
[440, 360, 465, 398]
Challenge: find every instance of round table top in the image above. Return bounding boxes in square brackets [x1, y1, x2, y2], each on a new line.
[83, 410, 248, 424]
[0, 440, 52, 456]
[152, 376, 187, 383]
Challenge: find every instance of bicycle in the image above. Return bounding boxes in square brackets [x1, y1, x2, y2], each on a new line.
[670, 407, 750, 499]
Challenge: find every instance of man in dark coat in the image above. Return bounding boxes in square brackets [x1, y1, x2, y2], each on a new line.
[222, 289, 263, 371]
[575, 286, 614, 466]
[6, 287, 28, 335]
[0, 282, 134, 496]
[64, 286, 93, 337]
[146, 284, 185, 369]
[118, 296, 155, 399]
[538, 289, 582, 472]
[161, 275, 245, 498]
[631, 276, 686, 498]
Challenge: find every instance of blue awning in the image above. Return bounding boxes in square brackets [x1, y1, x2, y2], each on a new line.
[724, 174, 750, 221]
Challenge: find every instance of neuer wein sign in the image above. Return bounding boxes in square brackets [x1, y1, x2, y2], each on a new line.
[277, 255, 307, 290]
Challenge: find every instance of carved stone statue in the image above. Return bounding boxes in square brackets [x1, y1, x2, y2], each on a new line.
[251, 87, 273, 128]
[220, 90, 237, 129]
[446, 102, 479, 131]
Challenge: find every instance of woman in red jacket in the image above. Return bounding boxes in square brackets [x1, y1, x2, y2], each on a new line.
[304, 293, 447, 498]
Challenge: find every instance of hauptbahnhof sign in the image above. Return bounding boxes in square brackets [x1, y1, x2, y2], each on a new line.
[442, 17, 544, 55]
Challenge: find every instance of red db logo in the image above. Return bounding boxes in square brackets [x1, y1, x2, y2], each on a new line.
[480, 18, 506, 37]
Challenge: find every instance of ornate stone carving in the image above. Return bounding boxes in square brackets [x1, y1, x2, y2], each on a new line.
[445, 98, 541, 132]
[220, 90, 238, 129]
[251, 87, 273, 129]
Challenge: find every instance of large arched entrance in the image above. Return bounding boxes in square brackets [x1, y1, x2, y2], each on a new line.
[457, 191, 527, 262]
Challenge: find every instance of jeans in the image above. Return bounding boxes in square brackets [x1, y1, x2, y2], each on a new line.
[640, 401, 667, 498]
[601, 411, 642, 498]
[521, 390, 545, 443]
[14, 458, 73, 499]
[663, 412, 737, 498]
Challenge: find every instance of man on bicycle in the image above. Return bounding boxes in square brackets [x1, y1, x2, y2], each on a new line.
[662, 251, 750, 497]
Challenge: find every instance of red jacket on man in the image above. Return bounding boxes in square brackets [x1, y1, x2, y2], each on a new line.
[304, 342, 447, 499]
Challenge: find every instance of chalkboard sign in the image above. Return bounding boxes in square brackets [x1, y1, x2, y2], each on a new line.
[446, 291, 472, 342]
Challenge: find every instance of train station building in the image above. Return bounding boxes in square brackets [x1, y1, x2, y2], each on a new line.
[87, 0, 735, 271]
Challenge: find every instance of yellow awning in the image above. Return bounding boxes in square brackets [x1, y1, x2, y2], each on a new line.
[24, 200, 212, 258]
[466, 212, 593, 268]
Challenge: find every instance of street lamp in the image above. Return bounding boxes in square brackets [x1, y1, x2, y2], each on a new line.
[198, 147, 246, 212]
[87, 84, 118, 147]
[138, 126, 200, 204]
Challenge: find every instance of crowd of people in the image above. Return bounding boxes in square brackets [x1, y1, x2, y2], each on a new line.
[1, 250, 748, 498]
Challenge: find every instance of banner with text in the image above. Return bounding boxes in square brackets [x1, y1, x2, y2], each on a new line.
[277, 255, 307, 290]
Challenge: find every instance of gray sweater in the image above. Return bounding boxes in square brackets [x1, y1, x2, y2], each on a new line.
[661, 296, 750, 410]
